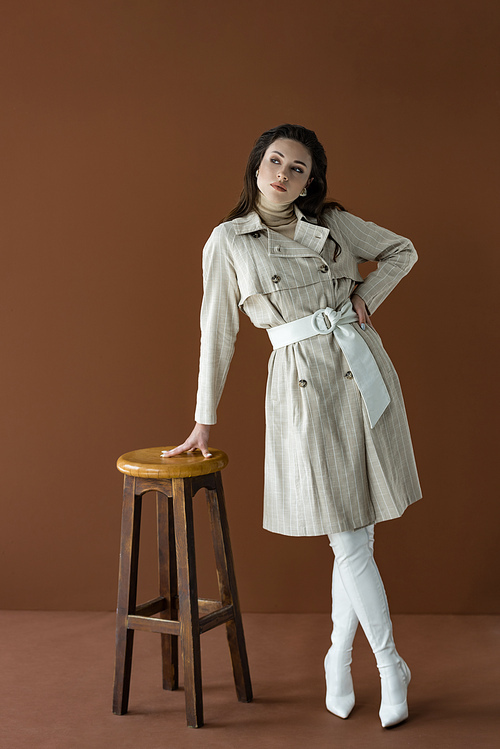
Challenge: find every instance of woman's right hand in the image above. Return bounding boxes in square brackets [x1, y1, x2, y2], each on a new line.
[161, 423, 212, 459]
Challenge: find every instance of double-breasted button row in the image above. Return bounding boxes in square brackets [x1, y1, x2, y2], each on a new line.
[271, 266, 328, 285]
[301, 375, 352, 387]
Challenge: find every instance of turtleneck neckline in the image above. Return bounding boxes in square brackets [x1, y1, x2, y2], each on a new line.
[256, 192, 296, 228]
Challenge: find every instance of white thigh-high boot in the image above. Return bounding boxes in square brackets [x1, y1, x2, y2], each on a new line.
[328, 526, 411, 728]
[324, 526, 373, 719]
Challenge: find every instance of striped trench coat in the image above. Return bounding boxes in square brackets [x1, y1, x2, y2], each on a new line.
[194, 205, 422, 536]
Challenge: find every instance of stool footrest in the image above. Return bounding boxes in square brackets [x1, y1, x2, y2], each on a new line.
[199, 604, 234, 634]
[197, 597, 223, 616]
[127, 615, 181, 636]
[135, 596, 168, 617]
[129, 597, 234, 636]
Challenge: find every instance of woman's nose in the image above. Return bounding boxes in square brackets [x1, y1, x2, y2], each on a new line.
[277, 170, 288, 182]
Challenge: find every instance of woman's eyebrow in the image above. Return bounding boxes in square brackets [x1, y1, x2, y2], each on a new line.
[270, 150, 308, 167]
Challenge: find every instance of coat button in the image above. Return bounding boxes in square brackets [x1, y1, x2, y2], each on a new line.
[298, 379, 307, 387]
[319, 264, 329, 273]
[345, 371, 354, 379]
[271, 274, 281, 283]
[251, 231, 261, 238]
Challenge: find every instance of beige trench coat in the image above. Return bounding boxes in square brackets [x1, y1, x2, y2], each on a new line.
[194, 205, 422, 536]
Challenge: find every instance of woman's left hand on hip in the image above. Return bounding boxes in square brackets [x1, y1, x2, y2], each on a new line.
[351, 293, 375, 331]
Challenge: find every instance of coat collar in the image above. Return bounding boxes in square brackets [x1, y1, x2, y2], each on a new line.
[231, 204, 314, 234]
[231, 204, 331, 257]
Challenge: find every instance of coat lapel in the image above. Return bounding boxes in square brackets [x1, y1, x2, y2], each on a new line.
[268, 206, 331, 257]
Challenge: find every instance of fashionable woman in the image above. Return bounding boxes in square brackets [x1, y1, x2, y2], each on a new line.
[165, 124, 422, 728]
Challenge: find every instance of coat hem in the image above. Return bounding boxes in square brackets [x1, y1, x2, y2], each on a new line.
[262, 493, 422, 537]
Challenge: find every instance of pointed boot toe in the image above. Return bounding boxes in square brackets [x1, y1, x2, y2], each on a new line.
[379, 700, 409, 728]
[326, 691, 355, 719]
[324, 650, 355, 719]
[379, 657, 411, 728]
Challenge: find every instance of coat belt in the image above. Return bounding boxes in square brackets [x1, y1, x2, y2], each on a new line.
[267, 301, 391, 428]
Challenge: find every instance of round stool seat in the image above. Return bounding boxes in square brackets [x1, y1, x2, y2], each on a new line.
[117, 446, 228, 479]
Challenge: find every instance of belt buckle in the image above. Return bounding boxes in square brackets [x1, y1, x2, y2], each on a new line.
[311, 308, 334, 335]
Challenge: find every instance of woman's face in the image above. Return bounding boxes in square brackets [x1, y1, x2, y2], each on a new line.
[257, 138, 313, 205]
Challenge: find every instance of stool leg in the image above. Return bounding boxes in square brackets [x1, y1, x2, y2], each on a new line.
[113, 475, 142, 715]
[206, 472, 253, 703]
[172, 478, 203, 728]
[157, 492, 179, 690]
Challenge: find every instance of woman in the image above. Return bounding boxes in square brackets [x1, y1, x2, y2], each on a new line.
[164, 124, 422, 728]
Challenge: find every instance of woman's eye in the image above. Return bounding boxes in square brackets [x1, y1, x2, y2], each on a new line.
[269, 158, 303, 174]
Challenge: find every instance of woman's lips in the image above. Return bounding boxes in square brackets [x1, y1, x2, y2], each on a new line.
[271, 183, 287, 192]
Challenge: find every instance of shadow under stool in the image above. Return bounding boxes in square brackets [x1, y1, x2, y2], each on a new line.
[112, 446, 253, 728]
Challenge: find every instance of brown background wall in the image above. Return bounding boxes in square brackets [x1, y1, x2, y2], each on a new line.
[1, 0, 498, 614]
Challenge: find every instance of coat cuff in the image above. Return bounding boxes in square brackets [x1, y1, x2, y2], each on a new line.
[194, 406, 217, 426]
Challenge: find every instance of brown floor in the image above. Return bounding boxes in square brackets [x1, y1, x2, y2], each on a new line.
[1, 612, 498, 749]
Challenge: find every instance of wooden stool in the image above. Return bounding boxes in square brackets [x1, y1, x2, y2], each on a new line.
[112, 447, 253, 728]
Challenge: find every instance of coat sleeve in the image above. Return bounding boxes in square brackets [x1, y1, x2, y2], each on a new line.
[194, 225, 240, 425]
[336, 211, 418, 315]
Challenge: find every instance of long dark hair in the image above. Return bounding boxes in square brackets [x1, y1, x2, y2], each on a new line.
[223, 123, 345, 223]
